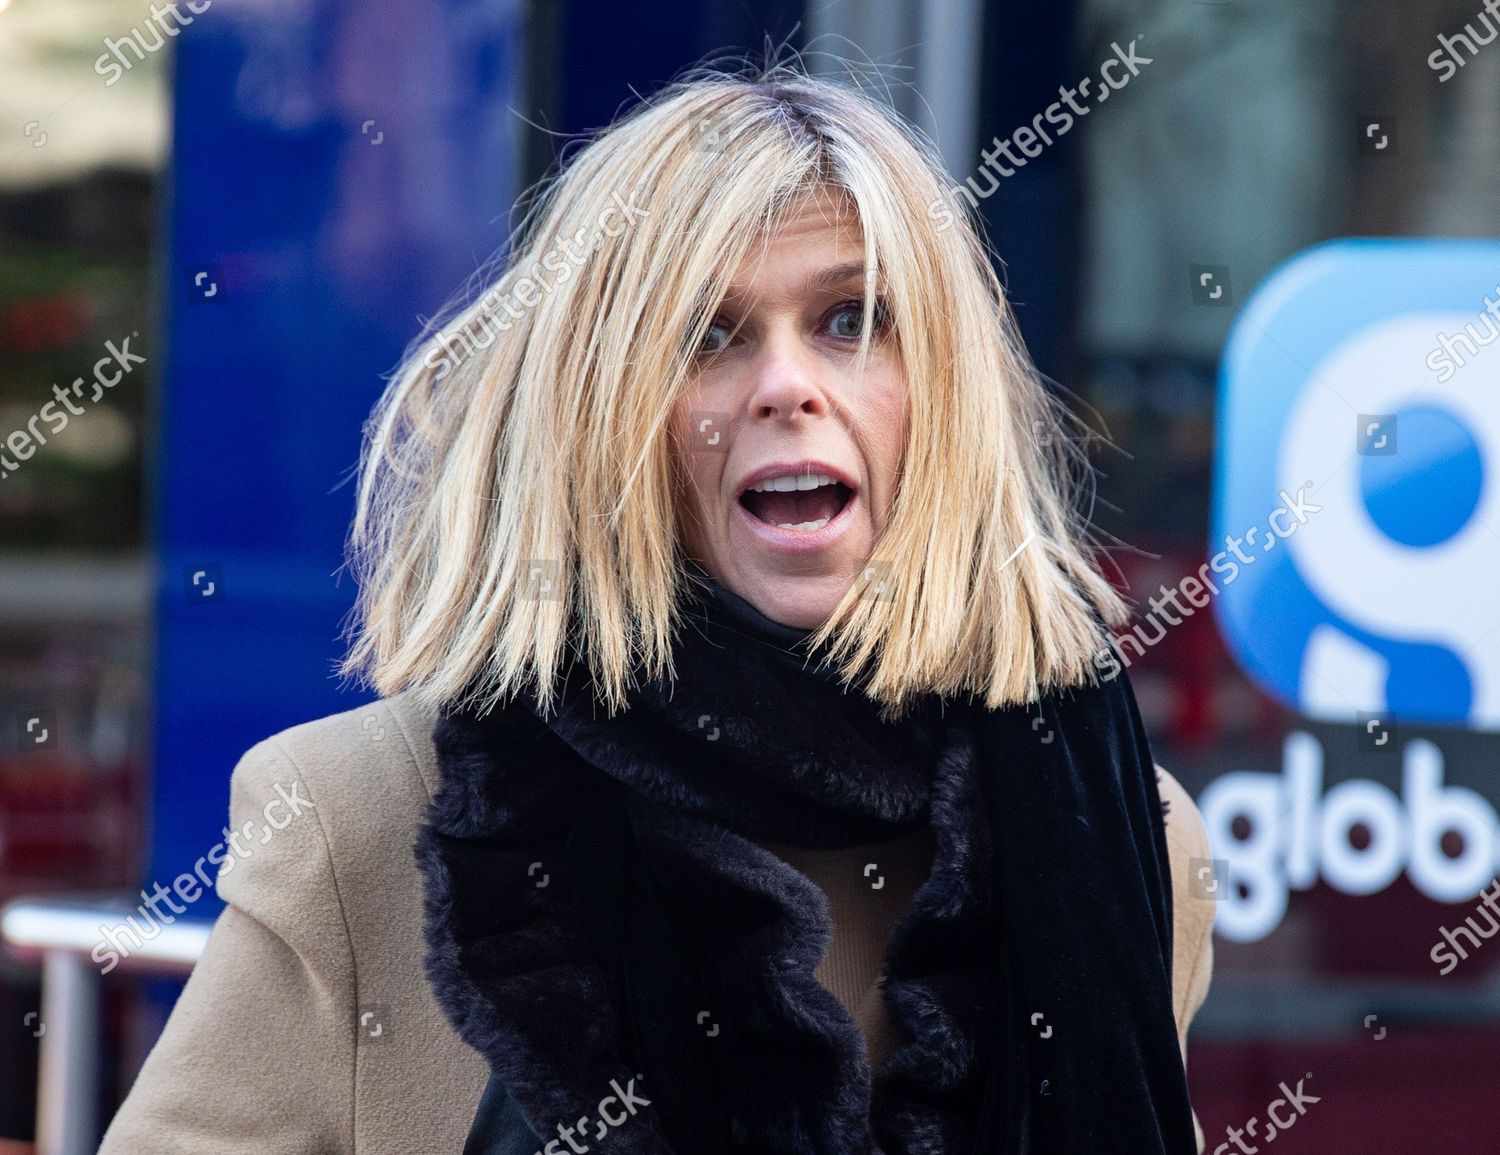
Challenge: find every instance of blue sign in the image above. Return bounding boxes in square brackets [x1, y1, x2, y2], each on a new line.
[1214, 239, 1500, 731]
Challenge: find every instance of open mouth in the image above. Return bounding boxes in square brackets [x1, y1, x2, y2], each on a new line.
[737, 472, 855, 532]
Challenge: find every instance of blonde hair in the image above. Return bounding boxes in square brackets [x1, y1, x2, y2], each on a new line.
[341, 61, 1127, 720]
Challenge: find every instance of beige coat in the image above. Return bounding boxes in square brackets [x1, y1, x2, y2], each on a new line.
[98, 692, 1214, 1154]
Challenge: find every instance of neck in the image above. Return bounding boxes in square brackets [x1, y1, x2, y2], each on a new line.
[681, 557, 821, 651]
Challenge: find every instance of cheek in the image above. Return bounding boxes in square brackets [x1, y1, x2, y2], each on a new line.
[669, 385, 728, 458]
[866, 371, 909, 478]
[667, 409, 719, 522]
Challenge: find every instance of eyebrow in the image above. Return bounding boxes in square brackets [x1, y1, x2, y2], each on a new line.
[804, 261, 875, 292]
[718, 260, 880, 307]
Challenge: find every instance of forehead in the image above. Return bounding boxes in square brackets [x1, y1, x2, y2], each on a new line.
[720, 188, 870, 299]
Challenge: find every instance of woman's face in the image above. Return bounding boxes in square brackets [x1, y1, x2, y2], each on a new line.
[669, 191, 908, 629]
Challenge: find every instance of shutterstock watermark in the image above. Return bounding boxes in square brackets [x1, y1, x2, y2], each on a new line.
[1424, 283, 1500, 382]
[528, 1074, 652, 1154]
[1, 334, 146, 482]
[928, 37, 1153, 231]
[94, 1, 213, 87]
[1430, 877, 1500, 975]
[1428, 0, 1500, 83]
[1210, 1074, 1321, 1153]
[1094, 485, 1323, 680]
[422, 188, 650, 379]
[90, 779, 314, 974]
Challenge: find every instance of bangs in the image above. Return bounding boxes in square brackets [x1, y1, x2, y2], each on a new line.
[682, 183, 899, 376]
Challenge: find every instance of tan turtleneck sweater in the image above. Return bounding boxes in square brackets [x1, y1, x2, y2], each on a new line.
[748, 824, 938, 1071]
[750, 777, 1213, 1155]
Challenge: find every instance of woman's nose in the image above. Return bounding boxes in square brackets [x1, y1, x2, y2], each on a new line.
[745, 334, 828, 422]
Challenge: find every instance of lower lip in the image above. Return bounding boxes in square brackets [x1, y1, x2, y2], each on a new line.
[734, 490, 858, 554]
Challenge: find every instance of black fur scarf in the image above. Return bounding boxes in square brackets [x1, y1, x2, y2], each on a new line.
[415, 572, 1197, 1154]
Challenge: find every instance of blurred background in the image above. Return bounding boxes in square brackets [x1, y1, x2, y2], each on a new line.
[2, 0, 1498, 1151]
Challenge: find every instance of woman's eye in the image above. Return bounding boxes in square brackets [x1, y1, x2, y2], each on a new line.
[699, 319, 732, 354]
[824, 299, 890, 341]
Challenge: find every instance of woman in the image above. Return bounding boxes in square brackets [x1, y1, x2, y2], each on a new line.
[101, 65, 1213, 1154]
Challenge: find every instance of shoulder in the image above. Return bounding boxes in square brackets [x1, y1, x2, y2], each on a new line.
[214, 694, 442, 907]
[1155, 766, 1209, 872]
[229, 692, 440, 826]
[210, 691, 446, 971]
[1154, 766, 1215, 1036]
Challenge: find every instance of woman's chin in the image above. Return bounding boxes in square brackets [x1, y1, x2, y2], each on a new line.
[690, 499, 874, 625]
[716, 560, 868, 631]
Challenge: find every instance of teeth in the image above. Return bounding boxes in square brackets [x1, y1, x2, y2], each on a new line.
[775, 518, 830, 531]
[749, 472, 837, 493]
